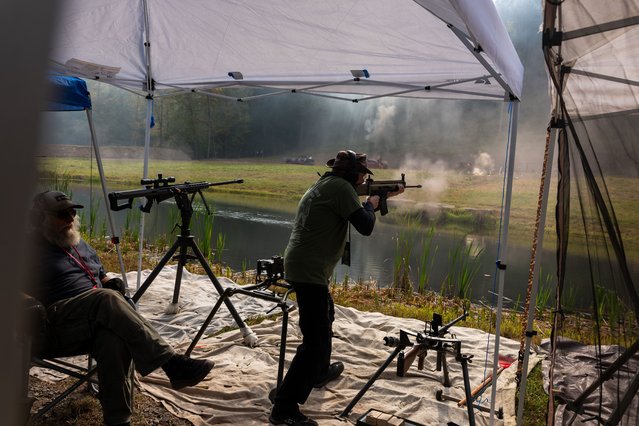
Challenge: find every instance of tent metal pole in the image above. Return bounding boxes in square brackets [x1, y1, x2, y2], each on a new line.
[137, 0, 153, 291]
[489, 100, 519, 425]
[85, 109, 129, 291]
[136, 99, 152, 290]
[515, 124, 557, 425]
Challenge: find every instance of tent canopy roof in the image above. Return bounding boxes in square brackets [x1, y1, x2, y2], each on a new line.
[49, 0, 523, 102]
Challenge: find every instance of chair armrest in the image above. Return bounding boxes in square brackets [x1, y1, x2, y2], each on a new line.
[21, 293, 48, 355]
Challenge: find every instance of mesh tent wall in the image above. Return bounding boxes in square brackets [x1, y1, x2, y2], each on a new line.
[515, 1, 639, 425]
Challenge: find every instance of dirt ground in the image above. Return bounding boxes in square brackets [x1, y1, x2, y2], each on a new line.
[28, 375, 191, 425]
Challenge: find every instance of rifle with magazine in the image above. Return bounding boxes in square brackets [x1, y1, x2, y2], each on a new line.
[355, 173, 421, 215]
[396, 310, 468, 386]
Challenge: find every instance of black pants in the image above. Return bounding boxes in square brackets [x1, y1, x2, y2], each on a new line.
[274, 283, 335, 408]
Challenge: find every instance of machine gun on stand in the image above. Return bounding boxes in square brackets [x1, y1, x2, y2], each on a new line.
[355, 173, 421, 215]
[397, 311, 468, 386]
[340, 311, 479, 425]
[108, 174, 259, 347]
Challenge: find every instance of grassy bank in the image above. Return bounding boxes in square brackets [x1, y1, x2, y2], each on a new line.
[37, 157, 639, 254]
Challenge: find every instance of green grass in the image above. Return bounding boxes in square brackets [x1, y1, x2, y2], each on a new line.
[37, 157, 639, 256]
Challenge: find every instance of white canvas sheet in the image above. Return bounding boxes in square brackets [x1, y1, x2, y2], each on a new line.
[31, 266, 543, 424]
[29, 266, 542, 425]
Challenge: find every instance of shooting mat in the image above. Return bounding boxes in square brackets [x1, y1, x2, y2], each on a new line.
[32, 266, 543, 425]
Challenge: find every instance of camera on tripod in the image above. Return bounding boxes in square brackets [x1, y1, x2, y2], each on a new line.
[256, 256, 284, 282]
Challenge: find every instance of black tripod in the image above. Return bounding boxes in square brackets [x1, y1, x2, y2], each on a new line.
[131, 190, 251, 339]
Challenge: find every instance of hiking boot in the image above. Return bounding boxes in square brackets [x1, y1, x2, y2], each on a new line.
[313, 361, 344, 388]
[161, 354, 214, 390]
[269, 406, 318, 426]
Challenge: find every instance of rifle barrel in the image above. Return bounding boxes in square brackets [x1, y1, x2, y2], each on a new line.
[436, 311, 468, 336]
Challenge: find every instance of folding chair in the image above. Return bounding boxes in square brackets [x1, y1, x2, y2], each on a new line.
[20, 293, 133, 425]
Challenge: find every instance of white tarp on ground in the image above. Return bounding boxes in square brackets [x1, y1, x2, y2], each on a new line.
[33, 266, 541, 425]
[49, 0, 523, 101]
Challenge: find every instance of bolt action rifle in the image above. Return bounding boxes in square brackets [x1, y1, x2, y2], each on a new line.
[108, 173, 244, 213]
[355, 173, 421, 215]
[396, 310, 468, 385]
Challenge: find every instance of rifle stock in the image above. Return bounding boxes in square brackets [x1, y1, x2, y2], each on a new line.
[355, 173, 421, 216]
[397, 345, 427, 377]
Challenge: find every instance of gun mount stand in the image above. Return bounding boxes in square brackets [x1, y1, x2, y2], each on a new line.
[339, 330, 476, 426]
[132, 191, 257, 346]
[186, 258, 295, 389]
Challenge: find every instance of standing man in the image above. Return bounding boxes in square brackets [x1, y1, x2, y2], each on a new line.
[26, 191, 215, 426]
[269, 150, 404, 425]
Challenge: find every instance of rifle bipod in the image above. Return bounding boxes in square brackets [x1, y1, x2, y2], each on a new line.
[339, 330, 477, 426]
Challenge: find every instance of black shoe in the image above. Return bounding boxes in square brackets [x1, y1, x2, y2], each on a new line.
[269, 407, 318, 426]
[313, 361, 344, 388]
[161, 354, 214, 390]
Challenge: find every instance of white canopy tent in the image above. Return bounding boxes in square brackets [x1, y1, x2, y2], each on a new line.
[47, 1, 524, 423]
[50, 0, 522, 100]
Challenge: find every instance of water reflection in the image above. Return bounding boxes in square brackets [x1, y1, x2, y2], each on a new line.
[68, 187, 639, 308]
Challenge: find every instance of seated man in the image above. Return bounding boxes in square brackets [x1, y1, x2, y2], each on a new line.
[25, 190, 214, 426]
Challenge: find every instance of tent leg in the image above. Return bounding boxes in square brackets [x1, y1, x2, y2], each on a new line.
[135, 96, 154, 290]
[85, 110, 129, 291]
[489, 100, 519, 425]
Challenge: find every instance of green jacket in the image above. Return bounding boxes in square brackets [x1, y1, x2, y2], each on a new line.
[284, 175, 362, 285]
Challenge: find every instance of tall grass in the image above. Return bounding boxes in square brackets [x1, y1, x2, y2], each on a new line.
[392, 213, 420, 293]
[87, 196, 101, 239]
[442, 237, 484, 300]
[50, 169, 73, 196]
[124, 208, 141, 241]
[535, 271, 554, 316]
[392, 231, 414, 293]
[196, 207, 215, 261]
[215, 232, 226, 263]
[416, 226, 437, 294]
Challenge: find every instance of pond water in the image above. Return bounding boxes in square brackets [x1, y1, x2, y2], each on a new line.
[69, 187, 639, 309]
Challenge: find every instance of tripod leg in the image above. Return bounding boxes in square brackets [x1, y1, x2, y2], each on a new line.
[460, 355, 476, 426]
[340, 346, 403, 419]
[188, 240, 250, 334]
[441, 351, 451, 387]
[168, 237, 190, 310]
[185, 290, 230, 356]
[277, 308, 289, 389]
[132, 239, 180, 303]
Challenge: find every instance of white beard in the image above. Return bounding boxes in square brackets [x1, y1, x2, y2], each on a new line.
[43, 215, 82, 248]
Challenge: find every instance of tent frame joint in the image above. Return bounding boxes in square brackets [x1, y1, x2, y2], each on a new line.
[542, 29, 563, 47]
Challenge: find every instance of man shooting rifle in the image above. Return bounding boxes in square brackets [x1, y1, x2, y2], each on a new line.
[356, 173, 421, 215]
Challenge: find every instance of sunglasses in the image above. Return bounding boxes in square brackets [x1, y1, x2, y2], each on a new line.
[48, 209, 77, 220]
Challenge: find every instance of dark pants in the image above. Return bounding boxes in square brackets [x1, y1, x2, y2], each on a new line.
[43, 289, 175, 425]
[274, 283, 335, 409]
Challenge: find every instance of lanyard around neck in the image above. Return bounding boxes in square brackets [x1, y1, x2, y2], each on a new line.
[63, 245, 99, 287]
